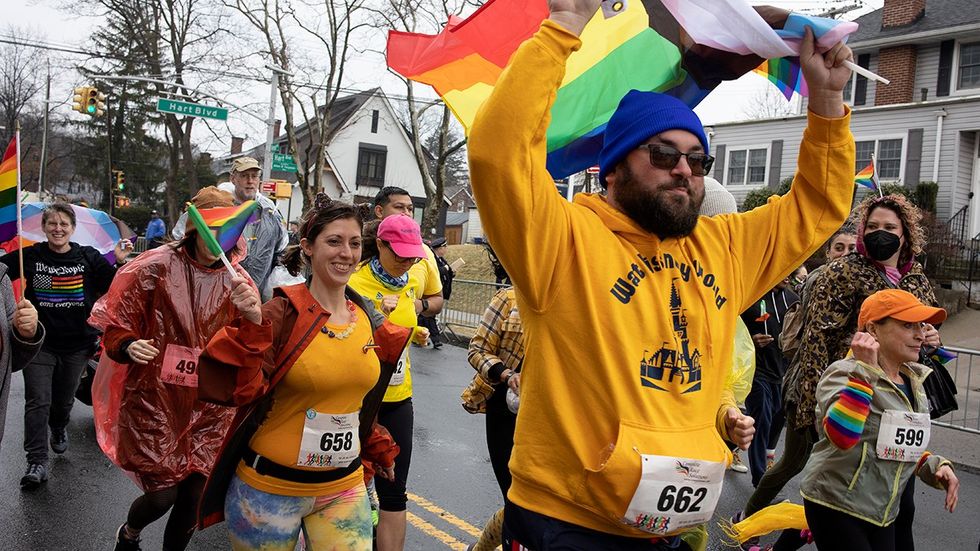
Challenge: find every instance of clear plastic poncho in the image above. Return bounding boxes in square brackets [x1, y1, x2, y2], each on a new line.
[88, 243, 249, 491]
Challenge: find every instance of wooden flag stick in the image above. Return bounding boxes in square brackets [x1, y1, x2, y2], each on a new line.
[15, 121, 24, 302]
[843, 60, 890, 85]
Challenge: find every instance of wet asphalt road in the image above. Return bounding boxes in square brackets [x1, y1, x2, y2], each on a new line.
[1, 343, 978, 550]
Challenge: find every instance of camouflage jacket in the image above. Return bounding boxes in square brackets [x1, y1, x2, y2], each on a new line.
[783, 253, 936, 431]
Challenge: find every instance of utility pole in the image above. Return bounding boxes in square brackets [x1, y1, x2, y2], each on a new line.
[262, 64, 293, 182]
[38, 60, 50, 198]
[106, 94, 114, 215]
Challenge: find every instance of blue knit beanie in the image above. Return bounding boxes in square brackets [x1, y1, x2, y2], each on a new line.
[598, 90, 709, 185]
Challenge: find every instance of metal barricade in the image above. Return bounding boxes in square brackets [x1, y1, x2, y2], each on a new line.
[933, 345, 980, 434]
[437, 279, 509, 342]
[133, 236, 148, 254]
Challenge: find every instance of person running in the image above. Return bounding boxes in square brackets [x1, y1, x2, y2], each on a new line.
[89, 187, 247, 551]
[466, 0, 855, 547]
[800, 289, 958, 550]
[0, 266, 44, 451]
[1, 202, 131, 489]
[743, 195, 939, 545]
[348, 214, 430, 551]
[194, 195, 411, 551]
[465, 286, 525, 551]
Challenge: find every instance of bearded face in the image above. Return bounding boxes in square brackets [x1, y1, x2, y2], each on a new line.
[612, 159, 704, 239]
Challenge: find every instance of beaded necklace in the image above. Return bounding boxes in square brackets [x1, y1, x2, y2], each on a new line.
[322, 299, 358, 339]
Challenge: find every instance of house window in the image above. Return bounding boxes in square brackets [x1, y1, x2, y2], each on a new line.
[371, 109, 380, 133]
[855, 138, 903, 181]
[725, 147, 768, 185]
[356, 144, 387, 187]
[958, 41, 980, 90]
[843, 73, 853, 103]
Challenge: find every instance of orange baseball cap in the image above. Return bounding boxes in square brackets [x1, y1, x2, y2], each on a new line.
[858, 289, 946, 329]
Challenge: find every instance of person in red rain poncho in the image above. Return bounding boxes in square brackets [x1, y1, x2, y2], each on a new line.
[88, 186, 254, 551]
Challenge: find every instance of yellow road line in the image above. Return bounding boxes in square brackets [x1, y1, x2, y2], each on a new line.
[406, 511, 469, 550]
[408, 492, 484, 538]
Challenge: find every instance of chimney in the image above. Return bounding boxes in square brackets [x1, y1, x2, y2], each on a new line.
[274, 119, 282, 138]
[875, 45, 918, 105]
[231, 136, 244, 155]
[881, 0, 925, 28]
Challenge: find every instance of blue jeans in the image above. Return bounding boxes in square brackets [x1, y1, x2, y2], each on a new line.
[22, 348, 91, 464]
[745, 378, 781, 486]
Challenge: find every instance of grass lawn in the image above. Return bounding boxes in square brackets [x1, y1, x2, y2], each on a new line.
[445, 244, 496, 282]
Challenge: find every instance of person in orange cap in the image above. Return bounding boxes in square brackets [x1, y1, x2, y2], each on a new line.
[798, 289, 959, 551]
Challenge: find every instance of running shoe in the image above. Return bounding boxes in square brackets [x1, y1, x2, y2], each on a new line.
[730, 451, 749, 473]
[730, 511, 760, 551]
[51, 426, 69, 454]
[20, 463, 48, 490]
[114, 524, 142, 551]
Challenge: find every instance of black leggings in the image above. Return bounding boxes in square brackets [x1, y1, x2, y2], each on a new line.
[804, 499, 895, 551]
[126, 473, 206, 551]
[376, 398, 413, 512]
[485, 386, 517, 500]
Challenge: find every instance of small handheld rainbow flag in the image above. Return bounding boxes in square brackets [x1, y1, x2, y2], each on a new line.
[186, 200, 258, 278]
[855, 155, 882, 198]
[930, 347, 958, 365]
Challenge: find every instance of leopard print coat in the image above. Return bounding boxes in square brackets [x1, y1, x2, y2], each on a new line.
[782, 252, 936, 431]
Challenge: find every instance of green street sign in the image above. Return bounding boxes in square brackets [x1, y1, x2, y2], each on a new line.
[272, 152, 298, 172]
[156, 98, 228, 121]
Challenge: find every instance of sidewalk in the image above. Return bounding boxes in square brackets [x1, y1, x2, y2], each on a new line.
[929, 307, 980, 473]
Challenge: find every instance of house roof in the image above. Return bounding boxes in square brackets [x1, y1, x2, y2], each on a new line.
[211, 88, 382, 174]
[849, 0, 980, 45]
[445, 211, 469, 226]
[446, 184, 476, 208]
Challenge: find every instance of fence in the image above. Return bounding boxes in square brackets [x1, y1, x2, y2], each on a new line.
[437, 278, 509, 342]
[933, 345, 980, 434]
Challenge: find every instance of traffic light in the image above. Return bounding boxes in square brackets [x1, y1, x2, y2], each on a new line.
[86, 88, 106, 117]
[72, 86, 90, 114]
[114, 170, 125, 191]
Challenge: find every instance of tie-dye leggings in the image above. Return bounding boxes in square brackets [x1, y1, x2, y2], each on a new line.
[225, 474, 372, 550]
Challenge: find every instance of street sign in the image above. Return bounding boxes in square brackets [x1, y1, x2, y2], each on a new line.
[272, 153, 298, 172]
[275, 182, 293, 199]
[261, 181, 278, 195]
[156, 98, 228, 121]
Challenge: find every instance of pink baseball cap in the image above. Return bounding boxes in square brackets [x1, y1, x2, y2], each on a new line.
[378, 215, 425, 259]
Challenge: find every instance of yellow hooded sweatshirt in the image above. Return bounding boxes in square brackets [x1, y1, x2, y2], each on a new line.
[467, 21, 855, 539]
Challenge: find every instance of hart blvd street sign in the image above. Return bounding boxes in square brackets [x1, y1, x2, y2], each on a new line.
[156, 98, 228, 121]
[272, 153, 298, 172]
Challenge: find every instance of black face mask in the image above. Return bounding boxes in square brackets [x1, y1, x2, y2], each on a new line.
[863, 230, 901, 261]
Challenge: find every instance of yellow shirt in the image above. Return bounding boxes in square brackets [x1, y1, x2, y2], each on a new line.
[467, 21, 854, 537]
[238, 307, 379, 496]
[349, 263, 421, 402]
[411, 245, 443, 299]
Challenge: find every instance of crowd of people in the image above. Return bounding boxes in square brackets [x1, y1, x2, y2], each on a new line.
[0, 1, 967, 550]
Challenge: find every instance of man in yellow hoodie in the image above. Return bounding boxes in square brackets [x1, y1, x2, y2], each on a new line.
[467, 0, 856, 548]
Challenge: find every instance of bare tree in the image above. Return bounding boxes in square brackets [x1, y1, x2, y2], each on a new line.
[0, 27, 46, 146]
[75, 0, 235, 220]
[742, 85, 797, 120]
[367, 0, 473, 234]
[226, 0, 367, 205]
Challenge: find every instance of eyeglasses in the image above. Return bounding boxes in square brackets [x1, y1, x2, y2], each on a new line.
[381, 241, 421, 264]
[637, 144, 714, 176]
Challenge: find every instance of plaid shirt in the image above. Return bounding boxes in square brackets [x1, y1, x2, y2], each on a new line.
[468, 287, 525, 381]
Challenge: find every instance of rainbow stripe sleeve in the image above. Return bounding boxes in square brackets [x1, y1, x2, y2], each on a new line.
[823, 377, 875, 449]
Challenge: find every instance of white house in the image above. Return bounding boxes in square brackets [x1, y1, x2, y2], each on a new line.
[211, 88, 428, 223]
[706, 0, 980, 238]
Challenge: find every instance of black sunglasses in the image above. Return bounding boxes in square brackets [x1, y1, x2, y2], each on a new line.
[638, 144, 714, 176]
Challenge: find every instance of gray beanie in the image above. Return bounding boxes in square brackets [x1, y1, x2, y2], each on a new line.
[699, 177, 737, 217]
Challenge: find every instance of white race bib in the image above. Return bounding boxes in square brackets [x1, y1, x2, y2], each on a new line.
[623, 455, 725, 535]
[389, 346, 409, 386]
[876, 410, 930, 462]
[297, 410, 360, 468]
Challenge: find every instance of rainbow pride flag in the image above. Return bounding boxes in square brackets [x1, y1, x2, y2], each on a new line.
[753, 57, 808, 101]
[930, 347, 958, 365]
[855, 161, 877, 190]
[0, 137, 19, 244]
[387, 0, 856, 178]
[187, 200, 259, 255]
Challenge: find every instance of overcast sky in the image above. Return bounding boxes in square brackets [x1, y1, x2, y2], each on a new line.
[9, 0, 882, 157]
